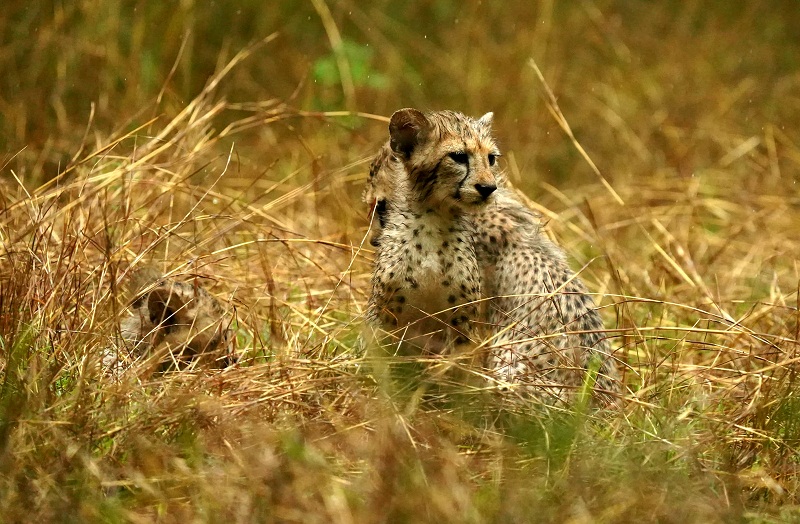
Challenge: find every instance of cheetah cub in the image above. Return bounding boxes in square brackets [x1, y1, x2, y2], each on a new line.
[104, 275, 235, 375]
[474, 193, 621, 405]
[366, 108, 500, 354]
[365, 120, 621, 405]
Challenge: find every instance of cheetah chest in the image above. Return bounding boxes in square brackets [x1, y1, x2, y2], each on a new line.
[375, 216, 481, 335]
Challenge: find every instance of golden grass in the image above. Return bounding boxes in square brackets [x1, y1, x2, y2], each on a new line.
[2, 2, 800, 522]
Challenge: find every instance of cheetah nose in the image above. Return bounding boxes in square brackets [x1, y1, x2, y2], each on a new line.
[475, 183, 497, 199]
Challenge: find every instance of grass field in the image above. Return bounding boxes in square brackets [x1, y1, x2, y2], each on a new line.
[2, 1, 800, 522]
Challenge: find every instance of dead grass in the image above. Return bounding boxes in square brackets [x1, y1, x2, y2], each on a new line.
[2, 1, 800, 522]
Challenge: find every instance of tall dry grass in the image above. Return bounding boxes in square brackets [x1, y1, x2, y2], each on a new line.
[1, 1, 800, 522]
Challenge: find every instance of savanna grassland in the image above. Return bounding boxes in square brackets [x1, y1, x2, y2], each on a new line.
[2, 2, 800, 522]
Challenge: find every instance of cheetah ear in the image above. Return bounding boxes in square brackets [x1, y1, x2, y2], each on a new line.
[147, 285, 187, 325]
[389, 108, 430, 157]
[477, 112, 494, 128]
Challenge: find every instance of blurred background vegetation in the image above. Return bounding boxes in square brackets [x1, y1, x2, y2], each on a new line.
[4, 1, 799, 190]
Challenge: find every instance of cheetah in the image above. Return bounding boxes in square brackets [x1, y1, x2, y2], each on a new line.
[104, 274, 235, 375]
[366, 108, 500, 354]
[474, 192, 621, 405]
[363, 114, 621, 405]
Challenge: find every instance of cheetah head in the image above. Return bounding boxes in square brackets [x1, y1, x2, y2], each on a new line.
[128, 280, 235, 368]
[388, 108, 501, 209]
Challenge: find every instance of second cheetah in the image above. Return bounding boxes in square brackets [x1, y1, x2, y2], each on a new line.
[474, 192, 621, 405]
[104, 275, 235, 375]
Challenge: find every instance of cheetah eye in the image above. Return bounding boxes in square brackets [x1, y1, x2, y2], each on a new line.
[448, 152, 469, 165]
[488, 153, 497, 166]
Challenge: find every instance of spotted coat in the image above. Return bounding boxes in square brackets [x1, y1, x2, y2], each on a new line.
[474, 192, 621, 404]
